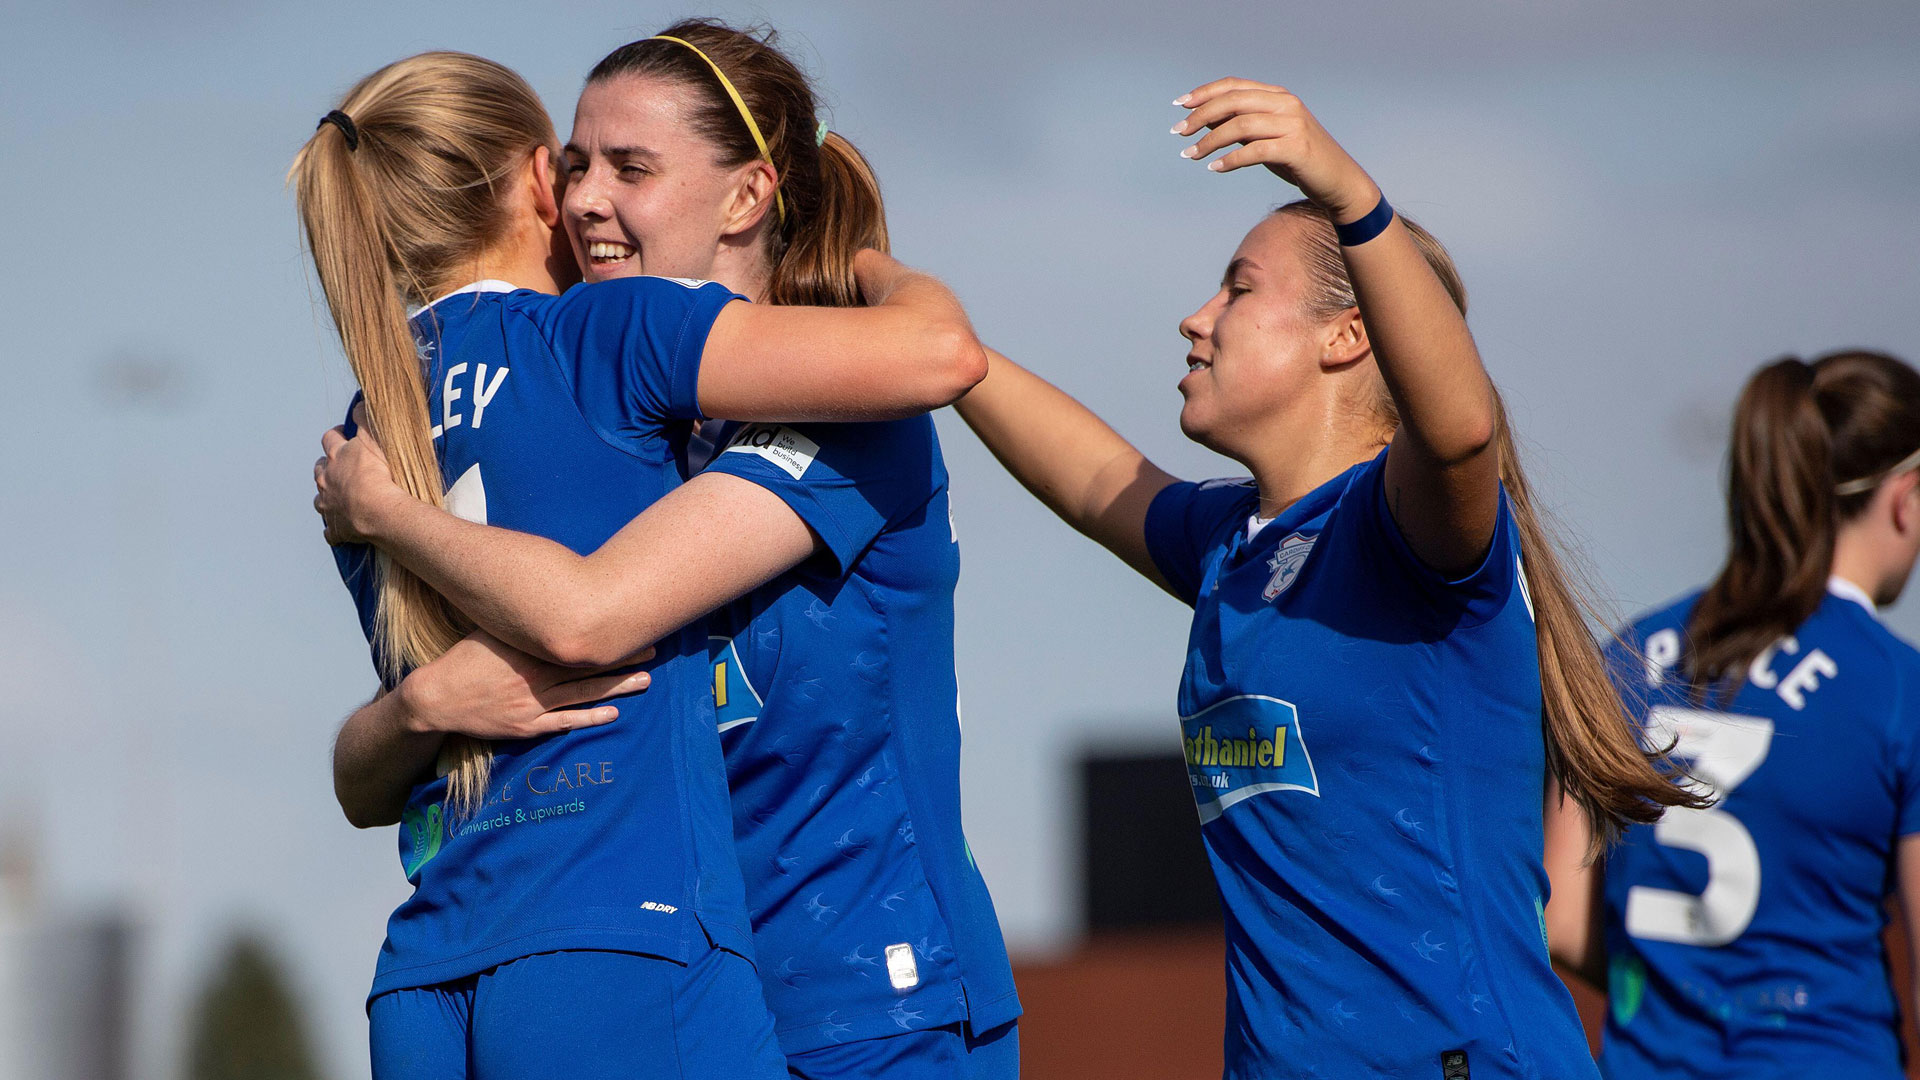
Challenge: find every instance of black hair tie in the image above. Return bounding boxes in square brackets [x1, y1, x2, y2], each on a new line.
[318, 109, 360, 151]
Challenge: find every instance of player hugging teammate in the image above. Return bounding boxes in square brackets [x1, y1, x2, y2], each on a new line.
[298, 20, 1920, 1080]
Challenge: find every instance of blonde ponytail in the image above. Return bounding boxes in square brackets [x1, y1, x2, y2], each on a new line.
[291, 52, 557, 817]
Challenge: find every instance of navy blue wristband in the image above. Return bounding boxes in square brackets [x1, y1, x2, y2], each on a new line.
[1334, 194, 1393, 247]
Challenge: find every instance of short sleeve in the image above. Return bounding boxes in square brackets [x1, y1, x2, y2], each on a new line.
[532, 276, 742, 436]
[1144, 479, 1255, 607]
[1341, 449, 1519, 626]
[1893, 655, 1920, 837]
[700, 418, 937, 577]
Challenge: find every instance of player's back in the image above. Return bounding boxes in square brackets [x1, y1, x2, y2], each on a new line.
[1602, 583, 1920, 1078]
[334, 278, 755, 996]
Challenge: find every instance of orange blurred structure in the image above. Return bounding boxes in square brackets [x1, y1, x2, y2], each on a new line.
[1011, 916, 1920, 1078]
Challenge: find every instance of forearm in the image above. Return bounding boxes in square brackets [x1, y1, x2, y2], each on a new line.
[333, 688, 442, 828]
[700, 265, 987, 422]
[1343, 216, 1496, 466]
[957, 349, 1176, 586]
[363, 473, 816, 668]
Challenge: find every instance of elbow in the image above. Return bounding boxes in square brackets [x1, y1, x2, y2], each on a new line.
[533, 627, 625, 670]
[531, 609, 635, 669]
[1429, 410, 1498, 469]
[921, 323, 989, 409]
[337, 790, 400, 830]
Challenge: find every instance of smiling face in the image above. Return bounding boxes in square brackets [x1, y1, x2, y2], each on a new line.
[1176, 214, 1341, 458]
[563, 74, 763, 285]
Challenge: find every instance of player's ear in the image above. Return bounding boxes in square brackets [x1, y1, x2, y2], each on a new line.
[720, 160, 779, 239]
[1891, 470, 1920, 536]
[1319, 308, 1369, 370]
[530, 145, 561, 228]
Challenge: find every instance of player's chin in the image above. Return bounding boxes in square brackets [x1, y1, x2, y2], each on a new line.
[1177, 395, 1215, 446]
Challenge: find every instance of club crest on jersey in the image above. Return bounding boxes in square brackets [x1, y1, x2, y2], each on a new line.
[1262, 531, 1317, 601]
[1180, 694, 1320, 824]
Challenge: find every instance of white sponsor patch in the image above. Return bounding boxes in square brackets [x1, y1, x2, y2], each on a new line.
[885, 943, 919, 990]
[723, 423, 819, 480]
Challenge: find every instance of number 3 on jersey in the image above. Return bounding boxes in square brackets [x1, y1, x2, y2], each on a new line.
[1625, 706, 1774, 946]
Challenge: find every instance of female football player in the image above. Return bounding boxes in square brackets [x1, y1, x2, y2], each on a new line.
[317, 23, 1018, 1080]
[295, 48, 989, 1079]
[948, 76, 1698, 1077]
[1546, 351, 1920, 1079]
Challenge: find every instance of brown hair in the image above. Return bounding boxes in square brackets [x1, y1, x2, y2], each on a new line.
[1274, 200, 1705, 845]
[290, 52, 558, 817]
[1685, 351, 1920, 695]
[587, 19, 887, 307]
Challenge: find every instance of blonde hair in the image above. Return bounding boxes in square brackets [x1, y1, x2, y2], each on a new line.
[291, 52, 557, 817]
[1273, 200, 1705, 848]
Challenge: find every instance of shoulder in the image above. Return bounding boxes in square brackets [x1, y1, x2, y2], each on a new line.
[520, 277, 742, 335]
[1153, 477, 1258, 541]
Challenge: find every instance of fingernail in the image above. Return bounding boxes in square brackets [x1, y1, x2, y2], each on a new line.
[1172, 94, 1191, 106]
[1180, 146, 1199, 159]
[1207, 160, 1226, 172]
[601, 707, 619, 721]
[1170, 122, 1185, 135]
[621, 673, 650, 689]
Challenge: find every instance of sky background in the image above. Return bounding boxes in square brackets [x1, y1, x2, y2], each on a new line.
[3, 1, 1919, 1077]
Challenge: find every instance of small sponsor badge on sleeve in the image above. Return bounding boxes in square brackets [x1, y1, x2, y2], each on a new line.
[723, 423, 819, 480]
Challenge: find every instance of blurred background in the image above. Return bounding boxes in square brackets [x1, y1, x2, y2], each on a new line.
[3, 0, 1918, 1076]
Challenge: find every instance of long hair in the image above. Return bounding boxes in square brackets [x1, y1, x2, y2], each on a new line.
[290, 52, 557, 817]
[1274, 200, 1704, 847]
[1685, 351, 1920, 695]
[587, 19, 887, 307]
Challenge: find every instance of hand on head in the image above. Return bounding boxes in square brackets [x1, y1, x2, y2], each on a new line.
[1172, 77, 1381, 223]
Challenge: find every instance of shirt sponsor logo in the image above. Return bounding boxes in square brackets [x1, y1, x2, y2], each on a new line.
[710, 634, 764, 733]
[724, 422, 819, 480]
[1262, 531, 1316, 602]
[1180, 694, 1320, 823]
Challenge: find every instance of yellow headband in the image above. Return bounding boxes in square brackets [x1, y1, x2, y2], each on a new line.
[647, 34, 785, 226]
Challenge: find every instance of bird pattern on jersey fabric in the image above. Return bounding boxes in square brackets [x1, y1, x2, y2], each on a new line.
[699, 416, 1021, 1055]
[1600, 586, 1920, 1080]
[1143, 450, 1596, 1080]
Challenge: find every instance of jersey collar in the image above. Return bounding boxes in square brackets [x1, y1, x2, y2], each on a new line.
[417, 279, 520, 313]
[1827, 574, 1879, 616]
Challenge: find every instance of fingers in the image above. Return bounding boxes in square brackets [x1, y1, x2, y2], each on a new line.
[321, 425, 348, 457]
[529, 705, 620, 738]
[1174, 77, 1286, 111]
[1172, 88, 1299, 137]
[314, 455, 328, 490]
[350, 399, 368, 431]
[536, 669, 651, 711]
[1180, 113, 1296, 164]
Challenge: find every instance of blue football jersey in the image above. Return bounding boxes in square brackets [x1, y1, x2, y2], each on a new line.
[331, 277, 759, 997]
[1600, 584, 1920, 1079]
[1144, 450, 1595, 1080]
[697, 417, 1021, 1053]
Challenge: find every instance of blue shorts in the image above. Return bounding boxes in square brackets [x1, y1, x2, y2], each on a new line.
[784, 1020, 1018, 1080]
[369, 947, 786, 1080]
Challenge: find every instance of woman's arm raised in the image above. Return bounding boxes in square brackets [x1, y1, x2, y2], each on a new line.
[1177, 78, 1500, 574]
[955, 348, 1181, 594]
[698, 250, 988, 422]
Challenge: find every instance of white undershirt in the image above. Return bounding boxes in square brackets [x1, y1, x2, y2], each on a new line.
[1246, 513, 1277, 541]
[414, 278, 518, 315]
[1827, 574, 1879, 616]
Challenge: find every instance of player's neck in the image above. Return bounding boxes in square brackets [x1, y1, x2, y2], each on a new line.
[1242, 426, 1387, 520]
[706, 244, 773, 303]
[1831, 521, 1904, 609]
